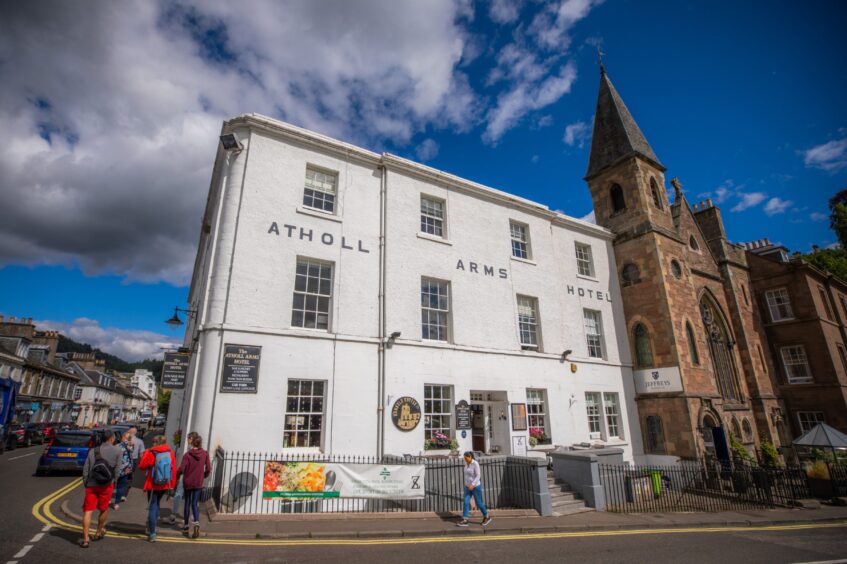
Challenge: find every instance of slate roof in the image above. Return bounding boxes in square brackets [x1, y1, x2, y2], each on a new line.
[585, 69, 664, 179]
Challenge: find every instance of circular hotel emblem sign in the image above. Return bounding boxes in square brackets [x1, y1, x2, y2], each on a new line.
[391, 396, 421, 432]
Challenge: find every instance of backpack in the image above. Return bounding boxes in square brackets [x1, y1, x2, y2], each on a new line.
[91, 447, 114, 485]
[152, 450, 172, 486]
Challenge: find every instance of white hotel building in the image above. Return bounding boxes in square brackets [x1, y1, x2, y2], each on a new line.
[169, 114, 643, 461]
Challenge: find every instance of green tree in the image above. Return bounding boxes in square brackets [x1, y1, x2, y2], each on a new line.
[828, 189, 847, 248]
[157, 389, 171, 414]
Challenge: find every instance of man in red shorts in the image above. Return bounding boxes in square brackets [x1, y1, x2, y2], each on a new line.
[80, 429, 121, 548]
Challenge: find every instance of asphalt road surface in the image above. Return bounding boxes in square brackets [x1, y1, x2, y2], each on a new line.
[2, 444, 847, 563]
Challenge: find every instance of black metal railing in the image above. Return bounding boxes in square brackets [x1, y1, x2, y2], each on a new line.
[203, 451, 539, 515]
[600, 459, 823, 513]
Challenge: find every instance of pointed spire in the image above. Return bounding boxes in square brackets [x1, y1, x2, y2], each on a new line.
[585, 68, 664, 180]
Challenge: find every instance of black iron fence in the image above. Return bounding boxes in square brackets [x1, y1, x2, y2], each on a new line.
[600, 460, 823, 513]
[202, 450, 539, 515]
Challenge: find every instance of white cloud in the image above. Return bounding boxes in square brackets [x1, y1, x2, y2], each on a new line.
[763, 197, 793, 216]
[415, 138, 440, 161]
[803, 138, 847, 172]
[579, 210, 596, 223]
[536, 114, 554, 128]
[35, 317, 179, 362]
[697, 179, 735, 204]
[810, 212, 828, 222]
[531, 154, 540, 164]
[563, 120, 590, 148]
[0, 0, 478, 285]
[489, 0, 523, 23]
[529, 0, 602, 50]
[731, 192, 767, 212]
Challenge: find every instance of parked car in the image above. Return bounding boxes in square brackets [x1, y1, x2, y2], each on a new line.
[153, 414, 166, 427]
[8, 423, 43, 447]
[35, 430, 104, 476]
[33, 422, 56, 442]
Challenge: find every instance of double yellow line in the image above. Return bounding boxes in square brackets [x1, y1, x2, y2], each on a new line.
[31, 481, 847, 547]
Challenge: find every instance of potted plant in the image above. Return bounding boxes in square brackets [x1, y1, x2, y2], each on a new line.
[424, 431, 458, 455]
[529, 427, 551, 447]
[805, 459, 834, 498]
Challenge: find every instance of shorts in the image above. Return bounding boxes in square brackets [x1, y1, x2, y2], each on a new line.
[83, 484, 115, 512]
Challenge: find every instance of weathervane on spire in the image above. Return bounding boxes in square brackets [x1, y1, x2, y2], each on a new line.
[597, 46, 606, 74]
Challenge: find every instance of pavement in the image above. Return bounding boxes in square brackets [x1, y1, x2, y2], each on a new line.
[53, 476, 847, 540]
[3, 439, 847, 564]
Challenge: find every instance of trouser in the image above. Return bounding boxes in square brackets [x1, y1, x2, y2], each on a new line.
[125, 460, 139, 497]
[113, 474, 131, 503]
[146, 490, 166, 534]
[462, 485, 489, 519]
[183, 488, 201, 525]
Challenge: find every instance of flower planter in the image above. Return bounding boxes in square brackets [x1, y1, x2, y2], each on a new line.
[421, 449, 452, 457]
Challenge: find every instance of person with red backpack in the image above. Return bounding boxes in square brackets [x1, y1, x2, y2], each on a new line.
[138, 434, 177, 542]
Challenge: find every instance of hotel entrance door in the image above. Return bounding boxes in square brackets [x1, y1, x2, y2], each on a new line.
[470, 391, 510, 454]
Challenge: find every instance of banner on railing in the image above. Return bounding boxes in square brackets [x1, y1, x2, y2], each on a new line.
[262, 461, 425, 499]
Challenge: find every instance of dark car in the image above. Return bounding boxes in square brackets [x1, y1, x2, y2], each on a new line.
[153, 414, 166, 427]
[8, 423, 43, 447]
[35, 430, 103, 475]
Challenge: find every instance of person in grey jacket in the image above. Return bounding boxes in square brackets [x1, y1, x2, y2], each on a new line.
[123, 425, 145, 502]
[456, 451, 492, 527]
[80, 430, 122, 547]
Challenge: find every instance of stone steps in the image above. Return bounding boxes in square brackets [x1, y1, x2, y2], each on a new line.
[545, 470, 590, 516]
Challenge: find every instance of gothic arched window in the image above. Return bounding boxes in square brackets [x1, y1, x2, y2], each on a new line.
[686, 322, 700, 365]
[700, 294, 742, 402]
[621, 263, 640, 287]
[634, 323, 653, 368]
[645, 415, 666, 454]
[689, 235, 700, 251]
[650, 178, 663, 210]
[610, 184, 626, 214]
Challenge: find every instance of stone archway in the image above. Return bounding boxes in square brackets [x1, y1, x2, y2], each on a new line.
[701, 411, 730, 465]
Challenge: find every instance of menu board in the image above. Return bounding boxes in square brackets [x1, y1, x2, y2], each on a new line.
[455, 400, 472, 430]
[220, 344, 261, 393]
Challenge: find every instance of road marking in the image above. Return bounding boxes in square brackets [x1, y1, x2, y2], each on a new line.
[792, 560, 847, 564]
[29, 533, 44, 543]
[12, 547, 31, 559]
[41, 525, 51, 532]
[8, 453, 36, 461]
[30, 482, 847, 547]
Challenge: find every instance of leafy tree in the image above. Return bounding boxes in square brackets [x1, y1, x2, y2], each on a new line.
[802, 247, 847, 282]
[828, 189, 847, 248]
[157, 389, 171, 414]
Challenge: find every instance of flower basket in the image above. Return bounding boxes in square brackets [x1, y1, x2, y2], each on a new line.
[529, 427, 551, 446]
[424, 432, 458, 451]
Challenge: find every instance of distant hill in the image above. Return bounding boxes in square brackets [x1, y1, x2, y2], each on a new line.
[57, 334, 164, 379]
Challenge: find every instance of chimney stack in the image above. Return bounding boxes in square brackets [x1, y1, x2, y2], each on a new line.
[707, 198, 713, 208]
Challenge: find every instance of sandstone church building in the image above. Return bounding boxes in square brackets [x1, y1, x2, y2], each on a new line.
[584, 65, 784, 462]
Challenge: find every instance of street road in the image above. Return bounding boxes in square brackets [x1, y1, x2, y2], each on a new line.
[2, 444, 847, 563]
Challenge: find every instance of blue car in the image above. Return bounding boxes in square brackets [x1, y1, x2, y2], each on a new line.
[35, 430, 102, 476]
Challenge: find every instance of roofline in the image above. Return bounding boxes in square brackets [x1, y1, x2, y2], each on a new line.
[583, 152, 666, 182]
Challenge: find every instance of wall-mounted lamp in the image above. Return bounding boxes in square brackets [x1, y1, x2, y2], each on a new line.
[386, 331, 401, 349]
[560, 349, 573, 362]
[219, 133, 243, 153]
[165, 306, 198, 328]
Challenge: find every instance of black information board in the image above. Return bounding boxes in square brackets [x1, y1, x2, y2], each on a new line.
[161, 353, 190, 390]
[455, 400, 472, 430]
[220, 344, 261, 393]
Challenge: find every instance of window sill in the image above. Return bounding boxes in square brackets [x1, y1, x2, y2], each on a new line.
[296, 206, 343, 223]
[786, 380, 815, 385]
[576, 274, 599, 283]
[280, 447, 323, 454]
[511, 256, 537, 266]
[416, 232, 453, 246]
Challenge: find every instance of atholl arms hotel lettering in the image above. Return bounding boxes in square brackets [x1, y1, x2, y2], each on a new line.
[268, 221, 611, 301]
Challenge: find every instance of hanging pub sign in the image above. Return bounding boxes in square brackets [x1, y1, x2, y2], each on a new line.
[391, 396, 421, 431]
[455, 400, 472, 430]
[161, 352, 190, 389]
[220, 344, 261, 393]
[510, 403, 528, 431]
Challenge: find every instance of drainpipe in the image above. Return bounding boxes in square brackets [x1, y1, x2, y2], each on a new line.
[377, 163, 387, 458]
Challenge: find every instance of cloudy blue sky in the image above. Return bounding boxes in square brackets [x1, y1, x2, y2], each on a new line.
[1, 0, 845, 360]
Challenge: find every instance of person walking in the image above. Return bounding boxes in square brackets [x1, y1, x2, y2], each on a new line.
[112, 432, 134, 510]
[168, 431, 199, 526]
[79, 429, 122, 548]
[456, 451, 492, 527]
[138, 435, 177, 542]
[123, 425, 144, 503]
[176, 434, 212, 539]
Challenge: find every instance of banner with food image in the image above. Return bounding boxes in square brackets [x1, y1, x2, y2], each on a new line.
[262, 461, 425, 499]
